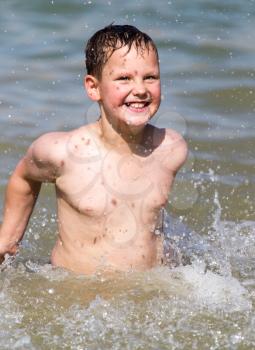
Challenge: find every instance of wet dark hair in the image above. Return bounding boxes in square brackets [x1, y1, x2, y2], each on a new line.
[85, 24, 158, 79]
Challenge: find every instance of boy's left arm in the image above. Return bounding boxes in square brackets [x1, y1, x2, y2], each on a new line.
[164, 129, 188, 176]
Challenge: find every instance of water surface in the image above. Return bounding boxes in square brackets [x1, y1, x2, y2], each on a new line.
[0, 0, 255, 349]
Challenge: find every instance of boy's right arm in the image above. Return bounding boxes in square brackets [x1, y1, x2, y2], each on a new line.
[0, 132, 64, 264]
[0, 160, 41, 263]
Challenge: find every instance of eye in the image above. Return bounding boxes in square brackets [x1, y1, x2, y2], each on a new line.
[117, 76, 130, 81]
[145, 75, 158, 80]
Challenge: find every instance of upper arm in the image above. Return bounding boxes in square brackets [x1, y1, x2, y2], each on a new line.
[19, 132, 68, 183]
[161, 129, 188, 175]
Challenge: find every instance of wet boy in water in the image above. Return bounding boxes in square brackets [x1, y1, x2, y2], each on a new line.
[0, 25, 187, 274]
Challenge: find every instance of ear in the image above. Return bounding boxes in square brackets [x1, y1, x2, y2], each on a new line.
[84, 75, 100, 101]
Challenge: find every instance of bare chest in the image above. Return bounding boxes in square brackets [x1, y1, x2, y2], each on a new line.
[55, 151, 173, 218]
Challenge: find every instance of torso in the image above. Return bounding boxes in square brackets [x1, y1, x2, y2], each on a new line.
[50, 123, 180, 274]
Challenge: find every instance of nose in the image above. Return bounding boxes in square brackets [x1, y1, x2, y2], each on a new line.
[132, 79, 147, 97]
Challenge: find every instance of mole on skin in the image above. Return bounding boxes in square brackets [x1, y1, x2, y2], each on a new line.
[111, 198, 117, 206]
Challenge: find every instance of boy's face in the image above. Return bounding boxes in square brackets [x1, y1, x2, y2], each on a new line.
[90, 44, 161, 131]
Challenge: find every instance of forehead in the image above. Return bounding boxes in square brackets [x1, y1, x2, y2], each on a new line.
[103, 44, 159, 72]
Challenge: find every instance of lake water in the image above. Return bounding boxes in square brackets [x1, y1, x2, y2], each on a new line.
[0, 0, 255, 349]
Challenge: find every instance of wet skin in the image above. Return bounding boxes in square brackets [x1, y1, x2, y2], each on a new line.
[0, 45, 187, 274]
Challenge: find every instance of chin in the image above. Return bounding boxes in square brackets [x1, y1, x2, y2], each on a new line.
[124, 119, 150, 135]
[125, 112, 152, 125]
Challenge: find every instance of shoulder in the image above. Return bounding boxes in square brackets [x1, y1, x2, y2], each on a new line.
[166, 127, 188, 159]
[23, 129, 84, 181]
[164, 128, 188, 153]
[150, 125, 187, 154]
[27, 131, 70, 165]
[154, 127, 188, 174]
[29, 125, 97, 167]
[16, 126, 95, 182]
[16, 131, 70, 182]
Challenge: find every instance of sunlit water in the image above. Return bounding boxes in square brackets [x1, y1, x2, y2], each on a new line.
[0, 0, 255, 349]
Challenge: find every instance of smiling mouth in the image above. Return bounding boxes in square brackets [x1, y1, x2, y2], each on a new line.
[124, 101, 150, 110]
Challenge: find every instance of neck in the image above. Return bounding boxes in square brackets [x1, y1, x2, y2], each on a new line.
[97, 115, 148, 154]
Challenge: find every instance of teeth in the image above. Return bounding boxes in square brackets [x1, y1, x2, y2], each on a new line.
[126, 102, 148, 108]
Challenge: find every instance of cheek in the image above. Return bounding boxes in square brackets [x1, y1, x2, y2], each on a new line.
[113, 86, 129, 102]
[100, 82, 130, 107]
[151, 84, 161, 101]
[102, 89, 126, 111]
[101, 84, 119, 100]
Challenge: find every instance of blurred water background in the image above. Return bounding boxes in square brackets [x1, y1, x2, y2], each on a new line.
[0, 0, 255, 349]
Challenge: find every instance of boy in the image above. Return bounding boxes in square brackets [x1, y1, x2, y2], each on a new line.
[0, 25, 187, 274]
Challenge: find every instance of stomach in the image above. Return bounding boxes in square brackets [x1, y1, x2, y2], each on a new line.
[50, 234, 164, 275]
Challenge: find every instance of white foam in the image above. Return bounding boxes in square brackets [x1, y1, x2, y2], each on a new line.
[170, 263, 252, 312]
